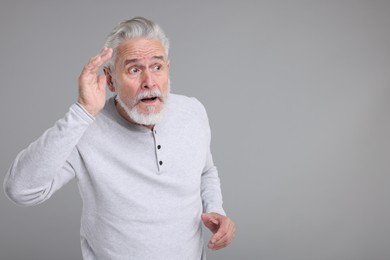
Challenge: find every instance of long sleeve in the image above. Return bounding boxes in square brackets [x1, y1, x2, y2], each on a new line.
[197, 100, 226, 216]
[3, 103, 94, 206]
[201, 150, 226, 216]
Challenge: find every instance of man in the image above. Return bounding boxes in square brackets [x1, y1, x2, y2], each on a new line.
[4, 17, 235, 259]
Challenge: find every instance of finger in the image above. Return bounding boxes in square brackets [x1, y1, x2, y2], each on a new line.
[98, 47, 113, 64]
[203, 217, 219, 227]
[209, 231, 233, 250]
[201, 213, 212, 226]
[209, 220, 235, 248]
[83, 48, 113, 75]
[201, 213, 219, 224]
[210, 230, 227, 245]
[201, 214, 219, 233]
[209, 217, 230, 243]
[209, 242, 228, 250]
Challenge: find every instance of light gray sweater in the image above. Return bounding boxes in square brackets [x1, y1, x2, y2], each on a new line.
[4, 94, 225, 260]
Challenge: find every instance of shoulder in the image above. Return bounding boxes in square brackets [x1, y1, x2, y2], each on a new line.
[165, 93, 211, 137]
[166, 94, 210, 132]
[168, 93, 208, 117]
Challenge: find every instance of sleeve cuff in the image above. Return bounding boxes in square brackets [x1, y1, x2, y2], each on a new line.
[204, 207, 226, 216]
[73, 103, 95, 122]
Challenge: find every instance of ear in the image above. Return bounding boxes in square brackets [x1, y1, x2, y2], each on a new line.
[103, 67, 115, 92]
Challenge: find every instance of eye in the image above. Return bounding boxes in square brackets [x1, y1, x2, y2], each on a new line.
[129, 67, 140, 74]
[153, 64, 162, 71]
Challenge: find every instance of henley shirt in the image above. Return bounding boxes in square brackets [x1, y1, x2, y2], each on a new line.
[4, 94, 225, 260]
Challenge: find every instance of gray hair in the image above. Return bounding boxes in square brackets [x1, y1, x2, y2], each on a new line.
[103, 17, 170, 70]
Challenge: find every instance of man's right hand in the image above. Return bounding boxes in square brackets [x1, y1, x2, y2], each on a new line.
[78, 48, 113, 116]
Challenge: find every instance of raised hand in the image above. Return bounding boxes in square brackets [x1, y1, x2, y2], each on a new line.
[201, 212, 235, 250]
[78, 48, 113, 116]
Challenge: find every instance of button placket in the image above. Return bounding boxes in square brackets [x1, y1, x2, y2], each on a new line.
[153, 128, 163, 173]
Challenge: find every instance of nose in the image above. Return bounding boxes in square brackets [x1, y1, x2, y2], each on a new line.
[141, 70, 155, 89]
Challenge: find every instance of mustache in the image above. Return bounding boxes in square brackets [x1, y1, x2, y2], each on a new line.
[135, 89, 163, 103]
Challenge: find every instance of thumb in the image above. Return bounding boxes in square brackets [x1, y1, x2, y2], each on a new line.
[201, 213, 219, 233]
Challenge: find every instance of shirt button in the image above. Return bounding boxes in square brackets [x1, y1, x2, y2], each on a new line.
[157, 145, 161, 150]
[159, 161, 163, 165]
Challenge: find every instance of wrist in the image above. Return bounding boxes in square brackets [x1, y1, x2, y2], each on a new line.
[76, 102, 97, 118]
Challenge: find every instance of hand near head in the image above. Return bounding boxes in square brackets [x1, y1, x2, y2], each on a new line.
[78, 48, 113, 116]
[201, 212, 235, 250]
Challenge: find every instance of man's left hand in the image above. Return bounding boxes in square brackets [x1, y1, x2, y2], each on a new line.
[201, 212, 235, 250]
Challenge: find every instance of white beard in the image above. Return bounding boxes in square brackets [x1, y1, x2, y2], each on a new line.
[115, 84, 170, 126]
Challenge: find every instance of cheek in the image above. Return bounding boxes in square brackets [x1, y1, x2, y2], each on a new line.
[120, 88, 138, 100]
[157, 74, 169, 87]
[162, 78, 170, 92]
[116, 78, 139, 97]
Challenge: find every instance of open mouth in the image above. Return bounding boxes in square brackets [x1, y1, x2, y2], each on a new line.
[140, 96, 159, 103]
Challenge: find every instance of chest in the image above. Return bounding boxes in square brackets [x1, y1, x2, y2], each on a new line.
[74, 119, 209, 203]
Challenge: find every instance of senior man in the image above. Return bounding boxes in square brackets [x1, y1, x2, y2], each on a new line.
[4, 17, 235, 259]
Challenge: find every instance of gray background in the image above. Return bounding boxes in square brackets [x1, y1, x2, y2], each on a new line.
[1, 0, 390, 259]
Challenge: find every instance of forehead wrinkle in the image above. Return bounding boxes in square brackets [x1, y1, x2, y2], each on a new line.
[123, 55, 165, 66]
[118, 50, 166, 67]
[115, 39, 167, 69]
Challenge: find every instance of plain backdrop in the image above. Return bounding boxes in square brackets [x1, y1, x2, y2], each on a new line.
[1, 1, 390, 259]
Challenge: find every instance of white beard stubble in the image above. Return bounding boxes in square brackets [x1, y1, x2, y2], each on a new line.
[115, 82, 170, 126]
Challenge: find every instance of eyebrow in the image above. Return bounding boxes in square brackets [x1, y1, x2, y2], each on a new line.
[124, 56, 165, 66]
